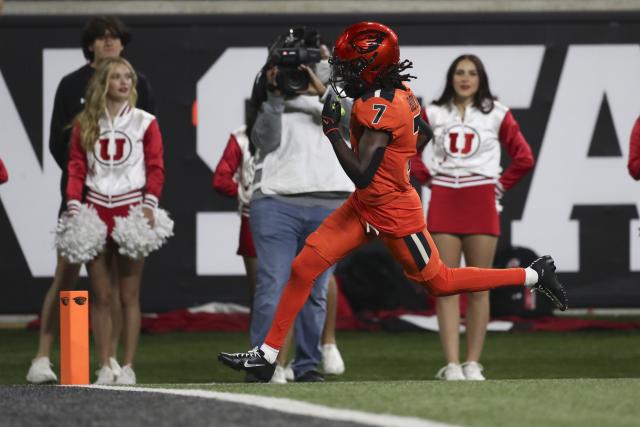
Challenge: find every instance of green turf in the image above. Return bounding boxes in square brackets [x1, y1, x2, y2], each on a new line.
[3, 329, 639, 426]
[164, 379, 640, 427]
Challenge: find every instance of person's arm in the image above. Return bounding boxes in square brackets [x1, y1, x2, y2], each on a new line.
[212, 134, 242, 197]
[320, 88, 352, 143]
[498, 110, 535, 194]
[142, 119, 165, 210]
[65, 123, 87, 214]
[251, 92, 285, 157]
[415, 113, 433, 152]
[49, 80, 73, 170]
[0, 157, 8, 184]
[299, 63, 326, 97]
[628, 117, 640, 180]
[409, 152, 431, 186]
[322, 99, 389, 189]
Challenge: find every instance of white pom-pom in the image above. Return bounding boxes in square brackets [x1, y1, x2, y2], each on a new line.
[54, 204, 107, 264]
[112, 204, 174, 259]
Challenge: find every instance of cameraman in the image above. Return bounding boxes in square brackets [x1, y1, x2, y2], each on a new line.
[248, 32, 353, 383]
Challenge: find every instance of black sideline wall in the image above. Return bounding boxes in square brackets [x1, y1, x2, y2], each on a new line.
[1, 13, 639, 313]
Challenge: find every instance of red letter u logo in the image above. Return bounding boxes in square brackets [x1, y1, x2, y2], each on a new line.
[98, 138, 126, 161]
[448, 132, 474, 154]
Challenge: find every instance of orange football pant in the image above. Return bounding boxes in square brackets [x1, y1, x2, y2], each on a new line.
[264, 198, 525, 350]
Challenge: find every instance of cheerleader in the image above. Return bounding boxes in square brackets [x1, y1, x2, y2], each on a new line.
[26, 17, 158, 385]
[66, 57, 165, 385]
[212, 125, 257, 303]
[423, 54, 534, 380]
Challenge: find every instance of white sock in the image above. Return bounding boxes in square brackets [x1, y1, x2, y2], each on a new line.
[524, 267, 539, 288]
[259, 344, 279, 364]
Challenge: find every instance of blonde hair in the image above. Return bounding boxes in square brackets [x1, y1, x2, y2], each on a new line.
[75, 57, 138, 152]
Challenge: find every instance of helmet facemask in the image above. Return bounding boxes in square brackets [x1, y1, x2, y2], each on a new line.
[329, 56, 374, 99]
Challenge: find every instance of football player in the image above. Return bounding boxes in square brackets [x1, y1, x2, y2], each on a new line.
[218, 22, 568, 382]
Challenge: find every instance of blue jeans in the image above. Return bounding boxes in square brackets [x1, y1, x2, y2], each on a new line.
[250, 197, 336, 377]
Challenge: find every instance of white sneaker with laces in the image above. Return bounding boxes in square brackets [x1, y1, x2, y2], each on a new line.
[115, 365, 136, 385]
[322, 344, 345, 375]
[26, 356, 57, 384]
[94, 365, 115, 385]
[462, 361, 486, 381]
[269, 365, 287, 384]
[109, 358, 122, 378]
[435, 363, 466, 381]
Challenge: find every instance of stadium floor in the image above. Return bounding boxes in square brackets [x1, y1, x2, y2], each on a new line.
[2, 329, 638, 426]
[0, 385, 373, 427]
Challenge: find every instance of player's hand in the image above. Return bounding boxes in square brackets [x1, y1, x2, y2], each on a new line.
[143, 205, 155, 228]
[321, 97, 343, 141]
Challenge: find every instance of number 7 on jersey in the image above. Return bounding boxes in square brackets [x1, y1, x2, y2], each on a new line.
[372, 104, 387, 124]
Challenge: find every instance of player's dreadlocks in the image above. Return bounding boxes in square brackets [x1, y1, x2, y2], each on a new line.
[376, 59, 417, 92]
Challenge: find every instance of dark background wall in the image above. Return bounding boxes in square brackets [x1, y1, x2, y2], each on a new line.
[1, 13, 639, 313]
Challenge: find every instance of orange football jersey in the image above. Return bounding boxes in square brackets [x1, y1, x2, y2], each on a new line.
[349, 84, 426, 237]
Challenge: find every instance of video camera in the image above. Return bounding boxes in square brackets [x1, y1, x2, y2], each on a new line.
[268, 27, 321, 96]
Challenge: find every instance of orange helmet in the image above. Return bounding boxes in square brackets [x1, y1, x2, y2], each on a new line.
[331, 22, 401, 97]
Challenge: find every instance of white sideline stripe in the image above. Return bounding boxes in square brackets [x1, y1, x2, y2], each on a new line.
[83, 385, 459, 427]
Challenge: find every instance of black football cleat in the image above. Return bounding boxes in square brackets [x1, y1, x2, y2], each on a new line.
[528, 255, 568, 311]
[218, 347, 275, 382]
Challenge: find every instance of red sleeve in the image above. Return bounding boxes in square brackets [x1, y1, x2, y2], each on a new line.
[0, 157, 8, 184]
[142, 119, 165, 208]
[66, 122, 87, 203]
[498, 111, 535, 190]
[628, 117, 640, 180]
[212, 135, 242, 197]
[410, 153, 431, 185]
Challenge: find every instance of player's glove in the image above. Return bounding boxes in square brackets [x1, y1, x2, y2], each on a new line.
[322, 97, 343, 145]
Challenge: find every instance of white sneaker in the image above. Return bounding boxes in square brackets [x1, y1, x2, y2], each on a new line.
[462, 361, 486, 381]
[94, 365, 115, 385]
[284, 361, 295, 382]
[435, 363, 466, 381]
[269, 365, 287, 384]
[109, 358, 122, 378]
[115, 365, 136, 385]
[26, 356, 57, 384]
[322, 344, 345, 375]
